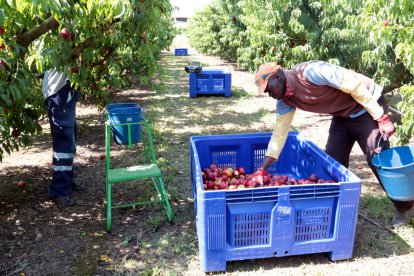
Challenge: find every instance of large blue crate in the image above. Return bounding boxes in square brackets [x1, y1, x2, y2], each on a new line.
[189, 68, 232, 97]
[175, 48, 188, 56]
[190, 132, 361, 272]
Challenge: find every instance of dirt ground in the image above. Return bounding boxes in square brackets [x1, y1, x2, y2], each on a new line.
[0, 35, 413, 275]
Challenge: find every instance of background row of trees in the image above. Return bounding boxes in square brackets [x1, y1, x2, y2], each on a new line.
[0, 0, 177, 161]
[187, 0, 414, 145]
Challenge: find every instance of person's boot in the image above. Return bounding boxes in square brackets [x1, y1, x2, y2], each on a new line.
[52, 195, 77, 207]
[392, 206, 414, 228]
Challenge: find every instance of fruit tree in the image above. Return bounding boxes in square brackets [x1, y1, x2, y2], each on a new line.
[0, 0, 176, 161]
[187, 0, 414, 145]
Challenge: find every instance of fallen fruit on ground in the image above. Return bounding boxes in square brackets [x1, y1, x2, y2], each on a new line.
[18, 180, 26, 188]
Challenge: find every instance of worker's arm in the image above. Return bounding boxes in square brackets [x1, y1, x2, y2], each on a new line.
[262, 106, 295, 169]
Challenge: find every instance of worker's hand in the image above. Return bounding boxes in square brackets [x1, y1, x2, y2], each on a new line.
[377, 114, 395, 137]
[254, 168, 267, 176]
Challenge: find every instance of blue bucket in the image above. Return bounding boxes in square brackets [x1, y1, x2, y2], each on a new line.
[107, 107, 144, 145]
[106, 103, 139, 111]
[372, 146, 414, 201]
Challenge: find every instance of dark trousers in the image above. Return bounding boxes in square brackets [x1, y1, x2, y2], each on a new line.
[45, 83, 77, 198]
[325, 98, 413, 211]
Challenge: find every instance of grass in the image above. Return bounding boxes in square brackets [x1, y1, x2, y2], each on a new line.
[101, 51, 414, 275]
[2, 45, 413, 275]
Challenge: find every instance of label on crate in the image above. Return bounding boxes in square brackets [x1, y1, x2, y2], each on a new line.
[276, 205, 292, 215]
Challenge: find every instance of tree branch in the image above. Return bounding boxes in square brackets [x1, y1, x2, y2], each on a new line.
[14, 16, 59, 47]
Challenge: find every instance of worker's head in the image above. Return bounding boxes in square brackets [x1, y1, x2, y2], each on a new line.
[255, 62, 286, 99]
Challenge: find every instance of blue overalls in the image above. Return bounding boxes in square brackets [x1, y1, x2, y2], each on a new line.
[45, 81, 78, 198]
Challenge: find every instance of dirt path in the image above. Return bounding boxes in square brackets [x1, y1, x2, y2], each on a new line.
[0, 35, 413, 275]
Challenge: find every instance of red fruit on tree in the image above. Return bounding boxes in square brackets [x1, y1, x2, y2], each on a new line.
[18, 180, 26, 188]
[0, 44, 5, 49]
[60, 28, 72, 40]
[0, 59, 9, 70]
[0, 26, 4, 35]
[71, 67, 79, 74]
[141, 34, 147, 44]
[383, 19, 389, 27]
[11, 128, 21, 137]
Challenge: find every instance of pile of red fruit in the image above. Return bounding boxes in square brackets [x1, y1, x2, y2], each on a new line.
[202, 164, 337, 191]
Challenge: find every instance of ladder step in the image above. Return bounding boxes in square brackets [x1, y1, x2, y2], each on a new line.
[108, 164, 161, 182]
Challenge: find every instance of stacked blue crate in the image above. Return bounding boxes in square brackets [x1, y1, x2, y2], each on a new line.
[175, 48, 188, 56]
[189, 68, 232, 97]
[190, 131, 362, 272]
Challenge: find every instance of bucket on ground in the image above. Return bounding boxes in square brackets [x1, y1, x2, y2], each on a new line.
[372, 146, 414, 201]
[107, 107, 144, 145]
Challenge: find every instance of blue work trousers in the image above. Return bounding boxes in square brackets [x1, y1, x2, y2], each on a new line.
[45, 82, 78, 198]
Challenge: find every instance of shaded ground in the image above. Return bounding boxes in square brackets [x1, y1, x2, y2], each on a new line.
[0, 36, 413, 275]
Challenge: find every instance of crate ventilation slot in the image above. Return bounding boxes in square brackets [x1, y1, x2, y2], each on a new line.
[226, 189, 279, 203]
[231, 212, 270, 247]
[294, 207, 332, 242]
[211, 150, 237, 169]
[290, 185, 340, 200]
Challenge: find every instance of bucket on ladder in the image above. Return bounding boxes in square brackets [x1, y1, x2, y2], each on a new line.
[106, 103, 140, 111]
[107, 107, 144, 145]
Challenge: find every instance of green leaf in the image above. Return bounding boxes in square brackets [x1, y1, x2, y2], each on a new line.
[0, 93, 12, 106]
[0, 9, 4, 25]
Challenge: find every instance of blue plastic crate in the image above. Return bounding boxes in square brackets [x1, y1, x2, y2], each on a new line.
[189, 68, 232, 97]
[190, 132, 361, 272]
[175, 48, 188, 56]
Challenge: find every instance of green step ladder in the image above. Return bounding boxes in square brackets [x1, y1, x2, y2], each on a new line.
[105, 117, 173, 232]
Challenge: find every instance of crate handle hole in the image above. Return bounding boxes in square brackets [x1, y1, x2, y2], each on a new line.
[274, 252, 278, 256]
[284, 251, 289, 254]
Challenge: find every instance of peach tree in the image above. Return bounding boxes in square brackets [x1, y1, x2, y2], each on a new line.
[188, 0, 413, 145]
[0, 0, 176, 161]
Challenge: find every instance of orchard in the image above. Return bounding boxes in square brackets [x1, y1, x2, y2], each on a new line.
[188, 0, 414, 146]
[0, 0, 176, 161]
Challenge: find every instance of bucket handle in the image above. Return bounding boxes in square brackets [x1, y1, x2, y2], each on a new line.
[373, 133, 388, 169]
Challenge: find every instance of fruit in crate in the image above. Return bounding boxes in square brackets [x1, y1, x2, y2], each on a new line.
[201, 165, 337, 191]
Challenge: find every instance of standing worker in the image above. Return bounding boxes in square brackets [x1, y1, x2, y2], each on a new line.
[255, 60, 414, 227]
[42, 68, 85, 206]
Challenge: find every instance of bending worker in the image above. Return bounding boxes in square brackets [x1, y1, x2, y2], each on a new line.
[255, 60, 414, 228]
